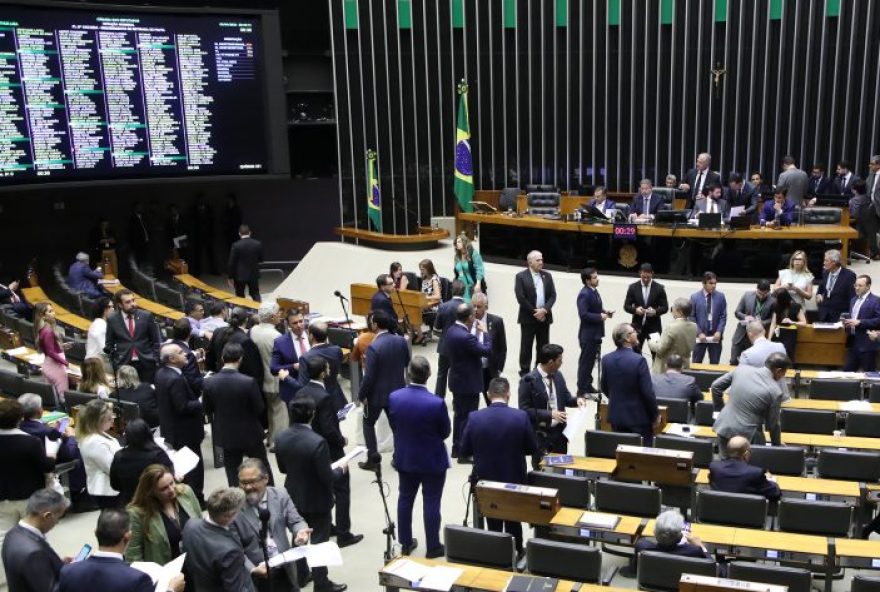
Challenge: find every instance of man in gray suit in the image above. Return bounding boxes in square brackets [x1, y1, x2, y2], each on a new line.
[649, 298, 697, 373]
[730, 281, 775, 364]
[651, 355, 701, 404]
[711, 352, 792, 454]
[182, 487, 257, 592]
[775, 155, 810, 207]
[232, 459, 311, 592]
[739, 320, 787, 368]
[1, 488, 68, 592]
[250, 301, 286, 447]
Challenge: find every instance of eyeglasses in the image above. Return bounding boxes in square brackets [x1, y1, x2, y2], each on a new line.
[239, 476, 267, 486]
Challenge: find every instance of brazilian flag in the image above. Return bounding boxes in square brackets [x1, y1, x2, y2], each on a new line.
[454, 82, 474, 213]
[366, 150, 382, 232]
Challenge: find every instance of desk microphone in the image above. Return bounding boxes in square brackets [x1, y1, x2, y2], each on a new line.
[258, 506, 270, 537]
[333, 290, 349, 302]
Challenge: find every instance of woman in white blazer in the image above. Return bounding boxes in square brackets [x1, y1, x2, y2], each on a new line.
[76, 398, 121, 508]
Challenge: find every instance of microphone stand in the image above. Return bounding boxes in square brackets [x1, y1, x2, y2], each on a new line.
[393, 287, 416, 341]
[463, 472, 481, 528]
[258, 508, 273, 592]
[110, 343, 121, 406]
[373, 463, 397, 561]
[334, 293, 356, 351]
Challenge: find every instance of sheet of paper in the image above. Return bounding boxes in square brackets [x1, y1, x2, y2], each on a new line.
[384, 558, 433, 582]
[44, 436, 61, 457]
[131, 561, 163, 583]
[695, 336, 717, 344]
[663, 423, 693, 437]
[171, 446, 200, 478]
[841, 400, 872, 411]
[812, 322, 843, 330]
[728, 205, 745, 218]
[155, 553, 186, 592]
[26, 353, 45, 365]
[5, 346, 28, 356]
[417, 566, 463, 591]
[267, 547, 307, 568]
[562, 407, 590, 442]
[304, 541, 343, 567]
[336, 402, 356, 421]
[331, 445, 367, 470]
[648, 332, 660, 342]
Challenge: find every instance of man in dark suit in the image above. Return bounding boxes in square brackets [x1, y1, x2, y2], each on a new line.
[600, 324, 660, 445]
[724, 173, 759, 218]
[270, 308, 309, 403]
[689, 271, 728, 364]
[519, 343, 585, 467]
[58, 508, 181, 592]
[842, 274, 880, 371]
[623, 263, 669, 352]
[297, 322, 347, 411]
[514, 250, 556, 376]
[155, 343, 205, 502]
[833, 161, 860, 196]
[293, 357, 362, 549]
[807, 164, 835, 200]
[730, 280, 775, 364]
[633, 509, 710, 569]
[1, 489, 68, 592]
[433, 279, 466, 398]
[232, 459, 311, 592]
[227, 224, 264, 301]
[0, 279, 30, 320]
[370, 273, 399, 334]
[104, 289, 162, 383]
[471, 292, 507, 405]
[446, 303, 492, 462]
[650, 355, 702, 404]
[357, 311, 410, 471]
[67, 252, 105, 298]
[388, 357, 450, 559]
[182, 487, 257, 592]
[168, 318, 204, 395]
[709, 436, 781, 501]
[629, 178, 666, 221]
[275, 399, 348, 592]
[203, 342, 272, 487]
[461, 377, 538, 553]
[207, 307, 263, 383]
[816, 249, 858, 322]
[577, 267, 609, 396]
[679, 152, 722, 208]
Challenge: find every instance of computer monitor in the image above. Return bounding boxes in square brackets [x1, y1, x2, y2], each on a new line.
[654, 209, 691, 224]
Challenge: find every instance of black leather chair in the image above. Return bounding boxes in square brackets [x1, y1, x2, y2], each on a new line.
[527, 471, 590, 509]
[499, 187, 520, 211]
[526, 538, 601, 584]
[694, 400, 715, 426]
[780, 408, 837, 434]
[696, 490, 767, 528]
[728, 562, 812, 592]
[852, 575, 880, 592]
[584, 430, 642, 459]
[22, 378, 59, 410]
[816, 449, 880, 482]
[777, 498, 853, 537]
[747, 445, 806, 476]
[845, 412, 880, 438]
[525, 192, 561, 217]
[655, 397, 689, 424]
[15, 317, 35, 348]
[595, 481, 661, 518]
[869, 383, 880, 404]
[132, 269, 158, 301]
[653, 435, 713, 468]
[808, 378, 863, 401]
[682, 370, 724, 391]
[636, 551, 717, 592]
[802, 206, 843, 225]
[524, 184, 557, 193]
[65, 390, 99, 410]
[444, 525, 515, 570]
[402, 271, 419, 291]
[155, 282, 185, 310]
[0, 369, 24, 398]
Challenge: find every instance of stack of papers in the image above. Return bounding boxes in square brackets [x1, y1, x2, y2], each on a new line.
[384, 559, 463, 591]
[577, 511, 621, 530]
[131, 554, 186, 592]
[267, 541, 343, 568]
[331, 446, 367, 470]
[170, 446, 200, 479]
[812, 322, 843, 330]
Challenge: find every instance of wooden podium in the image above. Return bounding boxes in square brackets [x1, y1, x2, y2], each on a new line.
[350, 283, 428, 327]
[474, 481, 561, 526]
[612, 445, 694, 486]
[679, 574, 788, 592]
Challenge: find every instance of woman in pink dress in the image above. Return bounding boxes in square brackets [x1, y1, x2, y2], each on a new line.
[34, 302, 69, 404]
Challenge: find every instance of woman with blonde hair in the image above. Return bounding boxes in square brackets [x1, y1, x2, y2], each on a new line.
[79, 356, 112, 397]
[453, 233, 485, 302]
[76, 398, 122, 508]
[773, 250, 814, 306]
[34, 301, 70, 403]
[126, 463, 201, 565]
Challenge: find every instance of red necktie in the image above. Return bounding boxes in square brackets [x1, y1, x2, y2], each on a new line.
[298, 335, 307, 356]
[128, 315, 139, 358]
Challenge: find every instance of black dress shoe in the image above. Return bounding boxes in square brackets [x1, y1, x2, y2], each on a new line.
[358, 460, 379, 472]
[315, 582, 347, 592]
[336, 533, 363, 548]
[456, 456, 473, 465]
[402, 539, 418, 555]
[425, 544, 445, 559]
[297, 573, 313, 588]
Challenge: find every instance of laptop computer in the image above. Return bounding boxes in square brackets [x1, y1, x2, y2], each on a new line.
[698, 212, 722, 229]
[729, 215, 751, 229]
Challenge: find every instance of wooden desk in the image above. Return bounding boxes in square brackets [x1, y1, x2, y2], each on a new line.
[732, 528, 828, 562]
[795, 325, 847, 366]
[56, 313, 91, 333]
[22, 286, 92, 333]
[174, 273, 217, 293]
[809, 433, 880, 451]
[103, 276, 184, 321]
[641, 519, 738, 552]
[694, 469, 861, 502]
[549, 507, 642, 545]
[225, 296, 262, 310]
[690, 362, 813, 380]
[350, 283, 428, 327]
[542, 455, 616, 479]
[833, 538, 880, 568]
[2, 346, 82, 383]
[781, 399, 880, 413]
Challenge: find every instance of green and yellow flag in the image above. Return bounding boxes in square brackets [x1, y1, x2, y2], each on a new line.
[454, 81, 474, 213]
[366, 150, 382, 232]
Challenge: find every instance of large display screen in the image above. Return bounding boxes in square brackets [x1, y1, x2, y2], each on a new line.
[0, 3, 281, 186]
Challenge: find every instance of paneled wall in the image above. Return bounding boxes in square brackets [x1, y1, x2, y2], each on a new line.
[330, 0, 880, 234]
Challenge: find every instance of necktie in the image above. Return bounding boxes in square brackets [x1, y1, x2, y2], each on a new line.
[128, 314, 139, 359]
[643, 284, 650, 306]
[709, 200, 716, 214]
[827, 273, 836, 294]
[695, 171, 703, 196]
[644, 195, 651, 214]
[298, 335, 307, 356]
[706, 293, 713, 332]
[547, 373, 555, 402]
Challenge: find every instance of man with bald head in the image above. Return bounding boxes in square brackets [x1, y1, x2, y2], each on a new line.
[708, 436, 781, 500]
[514, 250, 556, 376]
[155, 342, 205, 501]
[680, 153, 721, 208]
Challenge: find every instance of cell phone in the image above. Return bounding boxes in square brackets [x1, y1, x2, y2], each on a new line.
[682, 521, 692, 533]
[570, 583, 583, 592]
[74, 544, 92, 562]
[56, 417, 70, 434]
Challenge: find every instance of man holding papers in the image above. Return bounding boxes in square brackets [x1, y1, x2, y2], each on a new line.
[58, 508, 184, 592]
[689, 271, 728, 364]
[231, 459, 311, 592]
